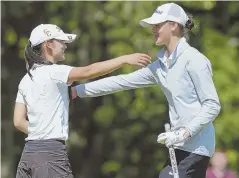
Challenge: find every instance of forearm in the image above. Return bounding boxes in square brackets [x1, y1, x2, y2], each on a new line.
[15, 120, 29, 135]
[68, 56, 127, 82]
[185, 99, 221, 137]
[76, 76, 141, 97]
[186, 57, 221, 137]
[84, 56, 127, 79]
[13, 103, 28, 135]
[76, 67, 157, 98]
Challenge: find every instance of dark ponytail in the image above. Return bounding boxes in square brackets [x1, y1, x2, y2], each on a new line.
[24, 41, 53, 79]
[185, 13, 194, 30]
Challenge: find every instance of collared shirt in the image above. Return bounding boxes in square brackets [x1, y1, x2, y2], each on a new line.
[76, 37, 221, 157]
[160, 40, 180, 70]
[16, 64, 73, 141]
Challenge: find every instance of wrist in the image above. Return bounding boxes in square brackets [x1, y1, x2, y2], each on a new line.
[183, 128, 191, 138]
[119, 55, 128, 65]
[71, 87, 78, 100]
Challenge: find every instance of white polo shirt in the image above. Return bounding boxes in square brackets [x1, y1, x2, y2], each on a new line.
[15, 64, 73, 141]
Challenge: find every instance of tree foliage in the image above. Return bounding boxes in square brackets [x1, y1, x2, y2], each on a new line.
[1, 1, 239, 178]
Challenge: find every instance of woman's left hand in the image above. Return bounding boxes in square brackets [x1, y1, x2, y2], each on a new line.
[71, 87, 78, 100]
[157, 128, 191, 147]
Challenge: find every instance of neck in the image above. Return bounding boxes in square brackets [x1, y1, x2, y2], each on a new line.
[44, 54, 57, 64]
[165, 36, 181, 57]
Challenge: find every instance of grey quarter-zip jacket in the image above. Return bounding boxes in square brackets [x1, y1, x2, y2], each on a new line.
[76, 37, 221, 157]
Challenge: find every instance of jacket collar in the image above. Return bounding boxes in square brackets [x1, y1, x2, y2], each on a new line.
[157, 37, 190, 68]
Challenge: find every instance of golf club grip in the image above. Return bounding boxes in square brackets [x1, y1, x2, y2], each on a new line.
[164, 124, 180, 178]
[168, 147, 180, 178]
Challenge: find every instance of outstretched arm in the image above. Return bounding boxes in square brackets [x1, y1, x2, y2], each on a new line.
[74, 61, 160, 98]
[67, 53, 151, 83]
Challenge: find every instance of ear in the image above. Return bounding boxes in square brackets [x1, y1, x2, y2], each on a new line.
[171, 22, 179, 31]
[44, 40, 54, 49]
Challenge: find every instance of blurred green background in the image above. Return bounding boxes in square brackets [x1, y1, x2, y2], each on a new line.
[1, 1, 239, 178]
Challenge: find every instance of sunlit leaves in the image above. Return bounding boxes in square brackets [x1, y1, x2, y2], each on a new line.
[102, 160, 121, 173]
[2, 1, 239, 178]
[4, 26, 17, 45]
[93, 105, 116, 128]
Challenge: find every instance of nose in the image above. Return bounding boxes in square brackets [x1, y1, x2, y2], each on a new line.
[64, 43, 67, 49]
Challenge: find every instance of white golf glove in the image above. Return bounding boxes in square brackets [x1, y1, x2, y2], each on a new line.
[157, 128, 190, 147]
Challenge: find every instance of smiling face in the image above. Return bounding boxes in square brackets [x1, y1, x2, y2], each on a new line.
[151, 21, 179, 47]
[42, 39, 67, 63]
[51, 39, 67, 61]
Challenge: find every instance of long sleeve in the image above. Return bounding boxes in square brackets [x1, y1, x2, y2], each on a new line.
[76, 62, 159, 97]
[185, 56, 221, 137]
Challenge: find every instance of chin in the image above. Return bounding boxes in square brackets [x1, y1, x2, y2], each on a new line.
[155, 38, 164, 46]
[57, 56, 65, 62]
[155, 41, 164, 47]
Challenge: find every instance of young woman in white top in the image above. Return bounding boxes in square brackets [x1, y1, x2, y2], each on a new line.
[14, 24, 151, 178]
[73, 3, 221, 178]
